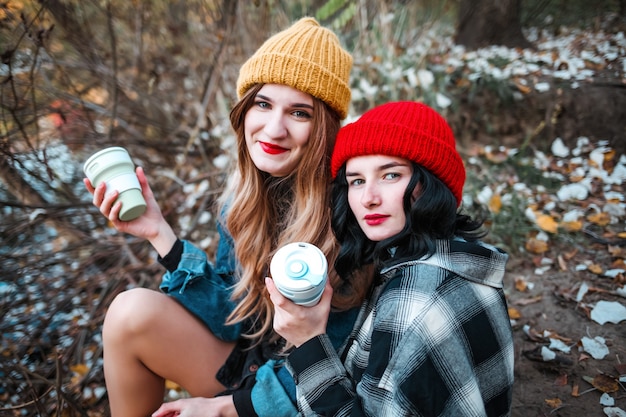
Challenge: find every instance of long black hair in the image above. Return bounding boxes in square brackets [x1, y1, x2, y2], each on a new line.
[331, 162, 485, 281]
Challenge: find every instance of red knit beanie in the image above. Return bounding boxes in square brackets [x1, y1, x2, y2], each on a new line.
[331, 101, 465, 206]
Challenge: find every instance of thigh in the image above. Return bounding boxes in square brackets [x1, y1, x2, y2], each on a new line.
[105, 288, 237, 396]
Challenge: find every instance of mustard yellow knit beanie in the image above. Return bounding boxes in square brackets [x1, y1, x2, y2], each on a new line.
[236, 17, 352, 119]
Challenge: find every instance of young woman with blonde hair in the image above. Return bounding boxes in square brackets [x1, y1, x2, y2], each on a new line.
[86, 18, 369, 417]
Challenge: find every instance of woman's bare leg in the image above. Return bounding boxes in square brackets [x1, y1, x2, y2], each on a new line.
[103, 288, 236, 417]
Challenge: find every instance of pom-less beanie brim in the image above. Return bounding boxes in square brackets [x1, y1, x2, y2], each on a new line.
[237, 17, 352, 119]
[331, 101, 466, 206]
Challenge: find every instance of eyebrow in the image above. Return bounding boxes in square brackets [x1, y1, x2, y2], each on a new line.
[256, 94, 314, 109]
[346, 161, 410, 177]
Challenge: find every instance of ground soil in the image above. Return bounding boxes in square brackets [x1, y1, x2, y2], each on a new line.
[450, 82, 626, 417]
[506, 245, 625, 417]
[450, 78, 626, 159]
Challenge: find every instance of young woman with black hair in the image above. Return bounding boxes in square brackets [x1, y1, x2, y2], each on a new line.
[268, 101, 514, 417]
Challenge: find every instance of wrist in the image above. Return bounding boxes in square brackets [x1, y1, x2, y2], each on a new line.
[149, 222, 178, 257]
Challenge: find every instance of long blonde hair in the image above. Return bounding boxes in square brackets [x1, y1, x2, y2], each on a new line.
[218, 85, 369, 342]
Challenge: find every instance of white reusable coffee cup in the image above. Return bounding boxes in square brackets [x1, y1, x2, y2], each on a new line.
[83, 147, 147, 221]
[270, 242, 328, 307]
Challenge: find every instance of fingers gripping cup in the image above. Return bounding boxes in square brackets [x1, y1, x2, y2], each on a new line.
[270, 242, 328, 307]
[83, 147, 147, 221]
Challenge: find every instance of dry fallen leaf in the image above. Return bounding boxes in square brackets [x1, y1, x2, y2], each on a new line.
[489, 194, 502, 214]
[544, 331, 572, 343]
[571, 383, 580, 397]
[523, 326, 546, 342]
[514, 79, 532, 94]
[584, 374, 619, 393]
[608, 245, 626, 257]
[514, 276, 529, 292]
[564, 248, 579, 260]
[165, 379, 183, 391]
[588, 263, 604, 275]
[610, 259, 626, 269]
[587, 211, 611, 226]
[604, 148, 616, 163]
[515, 295, 543, 306]
[70, 363, 89, 376]
[508, 307, 521, 320]
[544, 398, 562, 408]
[536, 214, 559, 233]
[554, 373, 568, 386]
[526, 238, 549, 254]
[560, 220, 583, 232]
[485, 150, 510, 164]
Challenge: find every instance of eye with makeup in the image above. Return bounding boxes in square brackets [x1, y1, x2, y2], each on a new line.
[291, 109, 312, 120]
[254, 100, 271, 110]
[382, 172, 401, 181]
[348, 177, 365, 187]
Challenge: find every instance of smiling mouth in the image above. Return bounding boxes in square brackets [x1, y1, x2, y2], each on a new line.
[259, 141, 288, 155]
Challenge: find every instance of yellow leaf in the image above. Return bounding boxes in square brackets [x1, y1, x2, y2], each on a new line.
[560, 220, 583, 232]
[83, 87, 109, 105]
[604, 149, 616, 162]
[514, 276, 528, 292]
[70, 363, 89, 376]
[525, 238, 549, 254]
[508, 307, 521, 319]
[587, 212, 610, 226]
[165, 380, 182, 391]
[588, 263, 603, 275]
[489, 195, 502, 214]
[536, 214, 558, 233]
[514, 80, 532, 94]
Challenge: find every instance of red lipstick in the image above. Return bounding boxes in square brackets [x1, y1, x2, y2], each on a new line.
[260, 141, 288, 155]
[364, 214, 388, 226]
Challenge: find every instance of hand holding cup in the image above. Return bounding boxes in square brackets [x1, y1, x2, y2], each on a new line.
[83, 147, 147, 221]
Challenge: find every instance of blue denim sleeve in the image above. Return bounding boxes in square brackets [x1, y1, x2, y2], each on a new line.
[251, 360, 299, 417]
[159, 226, 241, 341]
[248, 307, 359, 415]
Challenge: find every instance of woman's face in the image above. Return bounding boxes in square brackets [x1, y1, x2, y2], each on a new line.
[244, 84, 314, 177]
[346, 154, 415, 242]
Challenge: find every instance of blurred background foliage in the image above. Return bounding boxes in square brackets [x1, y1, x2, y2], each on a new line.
[0, 0, 624, 415]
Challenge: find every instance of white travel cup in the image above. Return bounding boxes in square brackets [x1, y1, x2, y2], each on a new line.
[270, 242, 328, 307]
[83, 147, 147, 221]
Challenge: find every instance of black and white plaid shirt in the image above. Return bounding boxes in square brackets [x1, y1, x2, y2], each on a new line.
[287, 239, 514, 417]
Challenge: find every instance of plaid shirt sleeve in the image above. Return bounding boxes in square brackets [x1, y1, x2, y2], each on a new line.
[287, 255, 514, 417]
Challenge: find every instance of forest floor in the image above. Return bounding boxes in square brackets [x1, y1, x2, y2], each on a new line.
[504, 231, 626, 417]
[458, 77, 626, 417]
[450, 61, 626, 415]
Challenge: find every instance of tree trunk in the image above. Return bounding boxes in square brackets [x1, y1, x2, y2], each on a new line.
[455, 0, 533, 50]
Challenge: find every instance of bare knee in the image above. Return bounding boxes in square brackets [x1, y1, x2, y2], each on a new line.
[103, 288, 165, 344]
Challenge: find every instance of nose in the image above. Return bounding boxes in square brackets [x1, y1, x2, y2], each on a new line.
[361, 182, 381, 208]
[263, 110, 287, 139]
